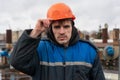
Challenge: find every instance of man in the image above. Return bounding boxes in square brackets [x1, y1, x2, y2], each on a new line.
[10, 2, 105, 80]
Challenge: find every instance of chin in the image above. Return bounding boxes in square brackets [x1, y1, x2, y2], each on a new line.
[58, 41, 68, 45]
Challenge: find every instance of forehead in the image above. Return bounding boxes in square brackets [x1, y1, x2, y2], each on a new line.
[51, 19, 72, 25]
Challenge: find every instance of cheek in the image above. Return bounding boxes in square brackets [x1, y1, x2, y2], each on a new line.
[52, 30, 58, 38]
[53, 30, 57, 35]
[67, 29, 72, 36]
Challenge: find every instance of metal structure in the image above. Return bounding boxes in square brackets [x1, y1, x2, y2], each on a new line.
[118, 39, 120, 80]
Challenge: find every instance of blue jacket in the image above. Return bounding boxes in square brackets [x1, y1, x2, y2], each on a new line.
[10, 29, 105, 80]
[37, 39, 105, 80]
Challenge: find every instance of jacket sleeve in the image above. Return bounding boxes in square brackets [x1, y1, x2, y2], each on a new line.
[89, 53, 105, 80]
[10, 29, 40, 76]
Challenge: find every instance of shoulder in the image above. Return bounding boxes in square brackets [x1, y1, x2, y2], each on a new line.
[77, 39, 99, 64]
[78, 39, 98, 51]
[38, 38, 52, 48]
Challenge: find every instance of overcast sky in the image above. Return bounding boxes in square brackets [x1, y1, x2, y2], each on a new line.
[0, 0, 119, 33]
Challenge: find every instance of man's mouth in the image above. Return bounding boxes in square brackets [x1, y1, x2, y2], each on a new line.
[58, 36, 66, 40]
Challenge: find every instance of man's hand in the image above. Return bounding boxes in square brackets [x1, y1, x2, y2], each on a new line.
[30, 19, 50, 38]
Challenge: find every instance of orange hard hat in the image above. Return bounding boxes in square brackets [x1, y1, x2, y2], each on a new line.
[47, 3, 75, 20]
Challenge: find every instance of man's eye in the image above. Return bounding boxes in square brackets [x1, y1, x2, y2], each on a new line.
[64, 25, 70, 28]
[54, 26, 60, 29]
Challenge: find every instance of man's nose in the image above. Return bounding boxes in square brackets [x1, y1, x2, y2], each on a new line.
[59, 27, 65, 34]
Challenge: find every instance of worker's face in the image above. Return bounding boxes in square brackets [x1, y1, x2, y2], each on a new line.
[52, 20, 72, 47]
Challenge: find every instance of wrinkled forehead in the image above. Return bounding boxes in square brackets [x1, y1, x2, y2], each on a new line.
[51, 19, 72, 26]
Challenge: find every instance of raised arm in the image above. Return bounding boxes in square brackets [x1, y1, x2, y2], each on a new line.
[10, 19, 50, 75]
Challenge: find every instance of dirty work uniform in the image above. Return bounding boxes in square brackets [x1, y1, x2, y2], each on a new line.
[10, 27, 105, 80]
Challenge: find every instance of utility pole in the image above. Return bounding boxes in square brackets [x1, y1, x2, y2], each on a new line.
[119, 38, 120, 80]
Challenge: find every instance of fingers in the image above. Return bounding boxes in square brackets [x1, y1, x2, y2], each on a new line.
[35, 19, 50, 30]
[30, 19, 50, 38]
[40, 19, 50, 28]
[43, 19, 50, 28]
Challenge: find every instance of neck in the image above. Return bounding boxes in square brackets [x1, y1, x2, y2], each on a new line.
[63, 42, 69, 47]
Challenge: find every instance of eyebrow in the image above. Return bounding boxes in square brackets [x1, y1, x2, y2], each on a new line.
[53, 24, 71, 29]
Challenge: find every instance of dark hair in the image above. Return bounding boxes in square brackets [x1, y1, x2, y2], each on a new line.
[49, 18, 74, 27]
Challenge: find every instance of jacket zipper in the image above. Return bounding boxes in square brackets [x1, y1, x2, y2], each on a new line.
[63, 47, 66, 80]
